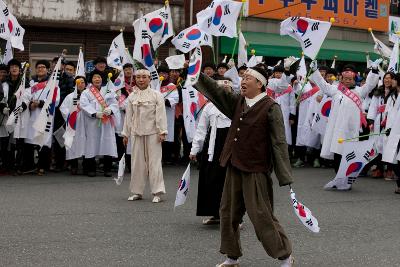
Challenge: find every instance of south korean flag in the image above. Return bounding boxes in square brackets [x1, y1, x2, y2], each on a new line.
[196, 0, 243, 38]
[171, 24, 213, 53]
[280, 17, 331, 60]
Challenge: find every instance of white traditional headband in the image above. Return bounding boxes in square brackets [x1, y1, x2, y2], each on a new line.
[244, 68, 267, 86]
[216, 80, 233, 88]
[135, 69, 150, 76]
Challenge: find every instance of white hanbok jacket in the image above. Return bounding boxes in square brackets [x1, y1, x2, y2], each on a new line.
[59, 91, 86, 160]
[160, 83, 179, 142]
[274, 90, 296, 145]
[80, 86, 120, 158]
[190, 103, 231, 161]
[310, 70, 379, 158]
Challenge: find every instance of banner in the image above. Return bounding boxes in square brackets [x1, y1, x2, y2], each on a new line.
[246, 0, 389, 32]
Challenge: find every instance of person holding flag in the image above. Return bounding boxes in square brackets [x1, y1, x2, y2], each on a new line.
[189, 76, 233, 226]
[309, 62, 380, 190]
[59, 76, 87, 175]
[122, 68, 168, 203]
[80, 70, 120, 177]
[194, 67, 294, 267]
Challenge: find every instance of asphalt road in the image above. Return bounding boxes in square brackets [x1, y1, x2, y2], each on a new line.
[0, 166, 399, 267]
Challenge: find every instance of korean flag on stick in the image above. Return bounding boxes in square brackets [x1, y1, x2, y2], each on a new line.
[369, 29, 392, 59]
[387, 36, 399, 73]
[171, 24, 213, 54]
[196, 0, 243, 38]
[324, 139, 377, 190]
[185, 47, 202, 87]
[280, 17, 331, 60]
[290, 188, 320, 233]
[133, 19, 160, 91]
[174, 163, 191, 208]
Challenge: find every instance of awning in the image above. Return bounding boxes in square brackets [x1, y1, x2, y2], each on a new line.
[220, 32, 380, 62]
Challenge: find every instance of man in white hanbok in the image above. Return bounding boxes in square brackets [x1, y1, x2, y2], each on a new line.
[122, 69, 168, 203]
[80, 70, 120, 177]
[310, 63, 380, 190]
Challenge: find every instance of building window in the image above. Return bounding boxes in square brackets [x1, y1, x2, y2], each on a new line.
[390, 0, 400, 16]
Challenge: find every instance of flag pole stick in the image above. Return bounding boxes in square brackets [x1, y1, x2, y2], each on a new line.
[231, 1, 245, 60]
[338, 131, 388, 143]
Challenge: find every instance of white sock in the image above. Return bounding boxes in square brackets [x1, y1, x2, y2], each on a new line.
[223, 257, 239, 265]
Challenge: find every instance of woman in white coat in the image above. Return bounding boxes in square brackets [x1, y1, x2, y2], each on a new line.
[310, 63, 379, 190]
[59, 76, 87, 175]
[80, 70, 120, 177]
[367, 72, 396, 179]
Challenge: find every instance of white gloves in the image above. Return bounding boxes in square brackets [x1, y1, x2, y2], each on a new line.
[3, 107, 10, 115]
[309, 60, 318, 72]
[103, 107, 112, 116]
[95, 111, 104, 119]
[284, 56, 298, 70]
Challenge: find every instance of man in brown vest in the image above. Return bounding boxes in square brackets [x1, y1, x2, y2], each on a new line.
[194, 67, 294, 267]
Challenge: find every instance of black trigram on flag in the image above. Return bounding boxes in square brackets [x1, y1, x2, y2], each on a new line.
[182, 42, 191, 49]
[305, 219, 313, 226]
[291, 16, 299, 22]
[14, 28, 21, 37]
[150, 71, 158, 81]
[207, 17, 212, 28]
[363, 149, 374, 161]
[311, 22, 319, 31]
[304, 38, 312, 48]
[203, 34, 209, 42]
[113, 41, 118, 49]
[189, 91, 195, 99]
[219, 24, 227, 33]
[45, 120, 52, 132]
[159, 12, 168, 20]
[0, 23, 5, 34]
[177, 32, 184, 39]
[141, 30, 150, 40]
[223, 4, 231, 15]
[3, 7, 8, 16]
[346, 151, 356, 162]
[315, 113, 321, 123]
[73, 98, 78, 105]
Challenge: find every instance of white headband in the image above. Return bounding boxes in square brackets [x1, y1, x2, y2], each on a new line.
[216, 80, 233, 88]
[135, 69, 150, 76]
[244, 68, 267, 86]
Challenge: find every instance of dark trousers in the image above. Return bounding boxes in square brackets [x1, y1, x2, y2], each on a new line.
[38, 146, 51, 170]
[53, 140, 65, 169]
[85, 156, 112, 173]
[0, 136, 11, 170]
[13, 138, 25, 171]
[23, 143, 36, 171]
[393, 163, 400, 188]
[334, 153, 342, 173]
[219, 165, 292, 259]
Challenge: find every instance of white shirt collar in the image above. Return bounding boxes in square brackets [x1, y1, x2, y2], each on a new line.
[245, 93, 265, 107]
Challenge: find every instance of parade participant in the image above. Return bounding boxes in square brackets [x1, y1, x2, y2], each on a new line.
[270, 66, 296, 147]
[367, 72, 396, 179]
[59, 76, 87, 175]
[189, 76, 232, 225]
[194, 67, 294, 267]
[217, 63, 229, 76]
[24, 60, 60, 175]
[202, 62, 216, 78]
[91, 57, 110, 86]
[0, 71, 10, 173]
[80, 70, 120, 177]
[310, 63, 380, 190]
[64, 61, 76, 77]
[158, 64, 179, 164]
[123, 63, 135, 90]
[5, 59, 28, 174]
[122, 68, 168, 203]
[237, 66, 247, 78]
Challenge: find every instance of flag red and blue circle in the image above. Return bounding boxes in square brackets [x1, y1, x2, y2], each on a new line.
[179, 179, 186, 191]
[186, 28, 201, 40]
[142, 44, 153, 67]
[188, 60, 201, 76]
[148, 18, 163, 33]
[297, 19, 309, 36]
[345, 162, 363, 176]
[321, 100, 332, 117]
[212, 5, 223, 26]
[67, 110, 78, 130]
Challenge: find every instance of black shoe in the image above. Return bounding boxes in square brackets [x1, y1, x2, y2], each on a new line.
[87, 171, 96, 177]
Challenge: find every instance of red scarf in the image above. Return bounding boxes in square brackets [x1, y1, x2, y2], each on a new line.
[298, 86, 319, 102]
[337, 83, 367, 127]
[31, 81, 48, 94]
[89, 85, 114, 126]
